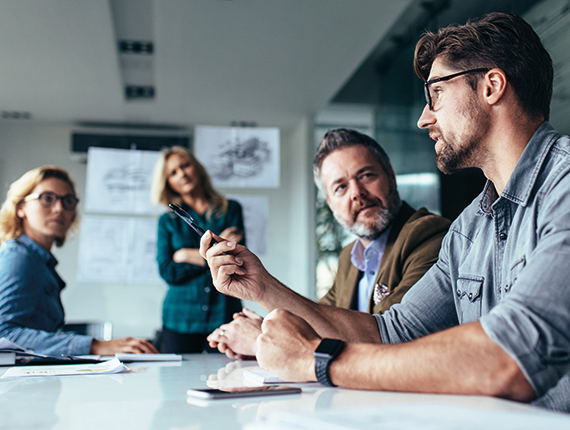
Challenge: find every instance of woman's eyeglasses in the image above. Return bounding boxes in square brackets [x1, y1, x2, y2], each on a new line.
[24, 191, 79, 211]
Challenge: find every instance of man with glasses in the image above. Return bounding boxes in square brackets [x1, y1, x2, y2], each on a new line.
[201, 12, 570, 411]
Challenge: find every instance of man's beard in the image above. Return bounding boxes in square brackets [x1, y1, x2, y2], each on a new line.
[333, 179, 401, 241]
[435, 93, 491, 175]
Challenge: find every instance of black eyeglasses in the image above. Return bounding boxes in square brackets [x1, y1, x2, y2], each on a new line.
[424, 68, 490, 110]
[24, 191, 79, 211]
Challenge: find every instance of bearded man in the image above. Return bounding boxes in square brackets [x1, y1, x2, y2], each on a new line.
[207, 128, 450, 358]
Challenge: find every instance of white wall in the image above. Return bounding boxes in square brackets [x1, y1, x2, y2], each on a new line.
[0, 119, 316, 338]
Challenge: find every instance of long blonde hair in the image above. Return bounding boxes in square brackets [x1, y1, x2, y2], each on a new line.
[151, 146, 227, 218]
[0, 166, 80, 247]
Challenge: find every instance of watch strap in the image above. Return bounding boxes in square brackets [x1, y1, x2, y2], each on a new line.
[314, 339, 345, 386]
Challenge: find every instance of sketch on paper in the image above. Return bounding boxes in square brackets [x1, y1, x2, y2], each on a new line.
[102, 167, 149, 192]
[85, 147, 162, 215]
[211, 137, 271, 180]
[194, 126, 280, 188]
[227, 194, 268, 255]
[76, 215, 162, 284]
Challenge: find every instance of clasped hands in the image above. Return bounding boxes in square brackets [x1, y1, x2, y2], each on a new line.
[199, 231, 321, 382]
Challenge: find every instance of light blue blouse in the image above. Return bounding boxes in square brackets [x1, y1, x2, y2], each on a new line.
[0, 234, 92, 355]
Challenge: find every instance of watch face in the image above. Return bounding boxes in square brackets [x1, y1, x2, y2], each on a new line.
[314, 338, 344, 358]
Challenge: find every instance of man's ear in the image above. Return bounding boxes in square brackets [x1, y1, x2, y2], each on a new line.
[483, 68, 508, 106]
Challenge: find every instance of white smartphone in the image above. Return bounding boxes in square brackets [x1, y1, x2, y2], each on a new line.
[186, 386, 301, 400]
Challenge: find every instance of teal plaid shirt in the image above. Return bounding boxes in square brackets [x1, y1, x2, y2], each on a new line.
[157, 200, 244, 334]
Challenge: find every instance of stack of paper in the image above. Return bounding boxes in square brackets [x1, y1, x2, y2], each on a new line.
[0, 337, 105, 365]
[0, 338, 34, 365]
[1, 357, 128, 378]
[0, 352, 16, 366]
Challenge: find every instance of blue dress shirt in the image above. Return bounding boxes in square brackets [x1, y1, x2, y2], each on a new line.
[0, 234, 93, 355]
[350, 226, 392, 312]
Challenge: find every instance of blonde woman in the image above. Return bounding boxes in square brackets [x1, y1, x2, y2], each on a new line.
[151, 146, 245, 353]
[0, 166, 158, 356]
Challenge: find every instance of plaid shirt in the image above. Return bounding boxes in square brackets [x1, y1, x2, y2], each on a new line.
[157, 200, 244, 334]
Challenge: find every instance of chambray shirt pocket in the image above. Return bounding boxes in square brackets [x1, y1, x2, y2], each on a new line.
[456, 276, 484, 324]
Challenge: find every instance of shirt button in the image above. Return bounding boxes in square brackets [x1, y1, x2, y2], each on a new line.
[468, 293, 473, 300]
[499, 233, 507, 240]
[369, 271, 375, 276]
[457, 289, 461, 297]
[202, 305, 208, 312]
[204, 287, 211, 293]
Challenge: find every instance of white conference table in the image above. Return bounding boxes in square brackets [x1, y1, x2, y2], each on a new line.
[1, 353, 569, 430]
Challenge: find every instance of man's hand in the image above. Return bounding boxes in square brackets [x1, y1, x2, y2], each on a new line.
[207, 308, 263, 359]
[90, 337, 158, 355]
[200, 231, 274, 303]
[256, 309, 321, 382]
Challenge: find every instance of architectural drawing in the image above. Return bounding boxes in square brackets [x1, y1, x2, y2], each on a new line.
[85, 147, 162, 214]
[195, 125, 280, 188]
[76, 215, 162, 284]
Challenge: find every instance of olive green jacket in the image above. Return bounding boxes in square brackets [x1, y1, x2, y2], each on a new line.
[319, 202, 450, 315]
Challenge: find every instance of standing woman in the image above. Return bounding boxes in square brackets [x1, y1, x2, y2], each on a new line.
[151, 146, 244, 353]
[0, 166, 157, 356]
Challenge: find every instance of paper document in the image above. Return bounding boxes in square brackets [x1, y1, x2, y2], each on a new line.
[1, 358, 128, 378]
[0, 337, 105, 365]
[115, 353, 181, 362]
[0, 337, 27, 352]
[0, 352, 16, 366]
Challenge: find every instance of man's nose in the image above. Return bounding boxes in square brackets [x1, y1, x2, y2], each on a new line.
[349, 181, 366, 200]
[417, 104, 436, 129]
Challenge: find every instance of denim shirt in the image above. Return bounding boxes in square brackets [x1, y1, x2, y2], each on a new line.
[0, 234, 93, 355]
[376, 122, 570, 411]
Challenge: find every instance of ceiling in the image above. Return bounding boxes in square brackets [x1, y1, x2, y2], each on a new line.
[0, 0, 414, 132]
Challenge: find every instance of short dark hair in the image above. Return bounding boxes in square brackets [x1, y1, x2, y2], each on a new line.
[414, 11, 553, 121]
[313, 128, 392, 195]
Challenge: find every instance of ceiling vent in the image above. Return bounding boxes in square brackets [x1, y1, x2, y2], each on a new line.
[1, 111, 32, 120]
[110, 0, 155, 101]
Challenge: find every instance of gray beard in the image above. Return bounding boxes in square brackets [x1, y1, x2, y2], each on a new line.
[333, 186, 401, 241]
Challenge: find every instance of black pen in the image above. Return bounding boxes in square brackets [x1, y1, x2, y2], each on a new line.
[169, 203, 220, 246]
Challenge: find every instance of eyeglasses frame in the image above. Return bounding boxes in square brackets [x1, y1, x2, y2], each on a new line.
[424, 68, 491, 110]
[24, 191, 79, 211]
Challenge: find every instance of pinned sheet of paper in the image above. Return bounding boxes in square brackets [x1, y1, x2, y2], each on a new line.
[0, 358, 128, 378]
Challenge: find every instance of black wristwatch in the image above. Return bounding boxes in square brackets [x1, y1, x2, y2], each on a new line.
[313, 338, 345, 386]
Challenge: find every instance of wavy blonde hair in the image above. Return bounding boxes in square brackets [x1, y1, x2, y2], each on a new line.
[151, 146, 227, 219]
[0, 166, 80, 247]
